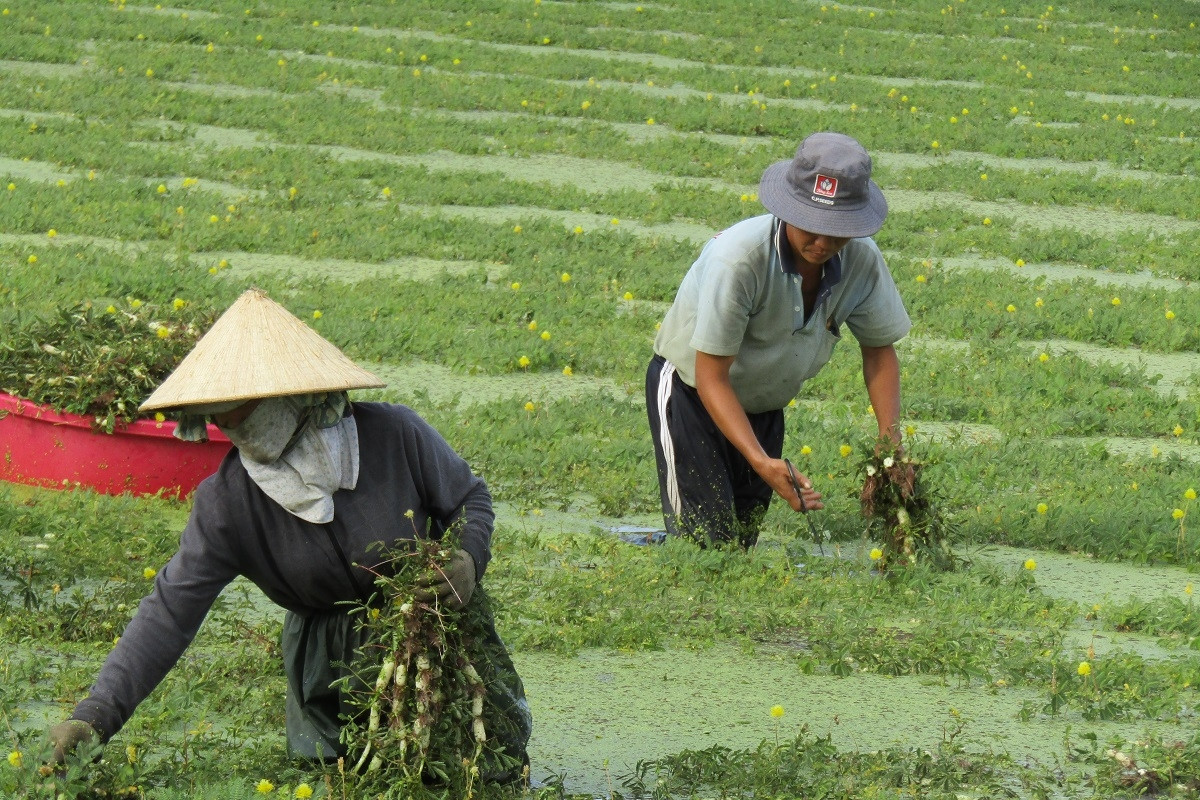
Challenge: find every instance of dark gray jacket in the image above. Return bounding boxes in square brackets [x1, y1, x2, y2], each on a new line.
[71, 402, 494, 740]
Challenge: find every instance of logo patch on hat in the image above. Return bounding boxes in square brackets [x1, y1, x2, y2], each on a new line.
[813, 174, 838, 198]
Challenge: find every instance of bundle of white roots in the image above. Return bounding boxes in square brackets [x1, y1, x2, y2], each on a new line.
[352, 600, 487, 781]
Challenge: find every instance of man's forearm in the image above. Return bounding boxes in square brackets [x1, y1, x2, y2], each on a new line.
[862, 344, 902, 441]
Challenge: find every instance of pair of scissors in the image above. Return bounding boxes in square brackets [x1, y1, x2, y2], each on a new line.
[784, 458, 824, 555]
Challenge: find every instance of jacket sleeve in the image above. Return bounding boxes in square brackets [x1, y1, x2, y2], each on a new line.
[396, 406, 495, 580]
[70, 478, 239, 741]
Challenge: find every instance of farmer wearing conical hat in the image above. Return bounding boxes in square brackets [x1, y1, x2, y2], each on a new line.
[648, 132, 911, 547]
[48, 289, 531, 780]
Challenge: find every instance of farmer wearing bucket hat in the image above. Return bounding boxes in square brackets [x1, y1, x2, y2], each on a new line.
[648, 132, 910, 547]
[47, 289, 532, 781]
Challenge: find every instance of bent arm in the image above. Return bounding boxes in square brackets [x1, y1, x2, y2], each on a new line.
[694, 351, 823, 512]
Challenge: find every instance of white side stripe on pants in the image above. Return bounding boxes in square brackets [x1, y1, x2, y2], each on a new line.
[656, 359, 681, 516]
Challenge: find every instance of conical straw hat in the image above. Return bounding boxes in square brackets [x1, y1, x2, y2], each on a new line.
[140, 288, 385, 412]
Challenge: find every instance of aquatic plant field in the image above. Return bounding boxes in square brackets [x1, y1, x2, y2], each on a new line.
[2, 0, 1200, 797]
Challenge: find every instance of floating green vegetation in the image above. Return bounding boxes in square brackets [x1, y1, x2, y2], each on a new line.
[2, 0, 1200, 797]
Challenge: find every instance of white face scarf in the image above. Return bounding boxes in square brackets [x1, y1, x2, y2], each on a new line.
[218, 397, 360, 524]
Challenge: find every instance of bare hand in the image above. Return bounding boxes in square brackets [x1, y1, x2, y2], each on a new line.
[762, 458, 824, 512]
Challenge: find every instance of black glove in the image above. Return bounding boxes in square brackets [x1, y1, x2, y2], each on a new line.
[414, 549, 477, 610]
[48, 719, 99, 764]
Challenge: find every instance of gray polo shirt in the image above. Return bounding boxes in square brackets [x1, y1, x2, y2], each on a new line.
[654, 214, 910, 413]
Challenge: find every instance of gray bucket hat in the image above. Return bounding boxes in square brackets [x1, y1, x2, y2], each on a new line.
[758, 132, 887, 238]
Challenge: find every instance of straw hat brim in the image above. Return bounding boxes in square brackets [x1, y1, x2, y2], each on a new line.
[140, 289, 385, 412]
[758, 159, 888, 239]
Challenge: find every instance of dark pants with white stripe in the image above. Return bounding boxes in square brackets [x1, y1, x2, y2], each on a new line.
[646, 354, 784, 547]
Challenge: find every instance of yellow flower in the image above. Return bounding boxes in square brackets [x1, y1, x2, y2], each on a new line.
[47, 228, 57, 237]
[800, 445, 812, 456]
[1173, 509, 1185, 520]
[527, 321, 538, 331]
[1035, 297, 1044, 308]
[294, 784, 314, 799]
[156, 184, 167, 194]
[1036, 503, 1048, 514]
[381, 187, 391, 198]
[1077, 661, 1092, 676]
[1006, 304, 1016, 313]
[6, 182, 14, 191]
[611, 218, 620, 225]
[1038, 353, 1049, 363]
[540, 331, 551, 341]
[839, 444, 852, 458]
[312, 310, 322, 320]
[1166, 310, 1176, 320]
[145, 68, 154, 78]
[869, 548, 883, 561]
[256, 779, 275, 794]
[154, 412, 165, 422]
[1015, 258, 1025, 267]
[931, 140, 940, 149]
[646, 117, 655, 125]
[560, 272, 571, 283]
[983, 217, 991, 225]
[1024, 559, 1037, 571]
[915, 275, 926, 283]
[518, 355, 531, 369]
[1187, 584, 1194, 596]
[512, 225, 522, 233]
[770, 705, 785, 718]
[1187, 488, 1197, 500]
[510, 282, 521, 291]
[524, 401, 535, 412]
[143, 567, 157, 580]
[623, 291, 634, 300]
[27, 254, 37, 264]
[218, 259, 229, 268]
[156, 326, 170, 339]
[7, 750, 22, 767]
[574, 226, 583, 234]
[1173, 425, 1184, 436]
[580, 100, 591, 110]
[1111, 297, 1121, 306]
[106, 305, 116, 313]
[173, 298, 185, 310]
[562, 366, 573, 376]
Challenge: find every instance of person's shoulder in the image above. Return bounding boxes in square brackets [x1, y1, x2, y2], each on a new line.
[700, 215, 775, 273]
[188, 448, 250, 526]
[840, 237, 886, 271]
